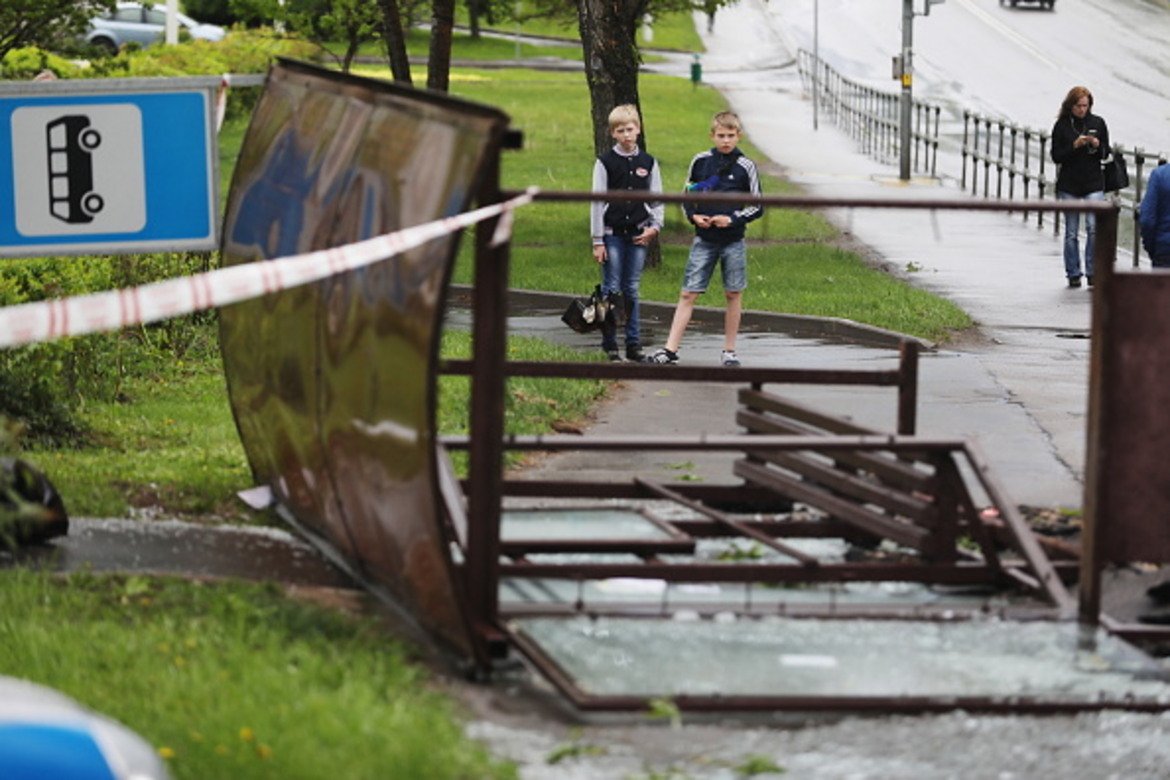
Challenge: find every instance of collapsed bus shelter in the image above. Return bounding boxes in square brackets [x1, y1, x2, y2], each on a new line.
[218, 60, 1170, 714]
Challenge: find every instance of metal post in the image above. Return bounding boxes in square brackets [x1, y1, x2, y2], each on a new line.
[165, 0, 179, 44]
[466, 137, 510, 668]
[1079, 204, 1119, 626]
[899, 0, 913, 181]
[896, 339, 919, 435]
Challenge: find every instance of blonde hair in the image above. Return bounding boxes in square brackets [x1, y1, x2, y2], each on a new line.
[711, 111, 742, 133]
[608, 104, 641, 131]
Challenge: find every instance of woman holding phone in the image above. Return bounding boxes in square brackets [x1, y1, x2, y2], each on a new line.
[1050, 85, 1110, 288]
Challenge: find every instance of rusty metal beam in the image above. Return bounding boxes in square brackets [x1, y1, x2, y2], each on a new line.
[442, 433, 969, 452]
[962, 441, 1075, 613]
[733, 409, 935, 491]
[517, 189, 1123, 217]
[633, 478, 820, 566]
[733, 460, 930, 550]
[441, 359, 905, 385]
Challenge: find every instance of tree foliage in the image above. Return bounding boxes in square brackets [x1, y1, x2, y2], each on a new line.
[0, 0, 114, 60]
[282, 0, 384, 72]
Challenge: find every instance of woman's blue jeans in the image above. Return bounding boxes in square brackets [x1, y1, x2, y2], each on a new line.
[600, 235, 645, 350]
[1058, 190, 1105, 279]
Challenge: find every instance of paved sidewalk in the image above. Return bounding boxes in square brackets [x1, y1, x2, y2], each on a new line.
[624, 0, 1098, 509]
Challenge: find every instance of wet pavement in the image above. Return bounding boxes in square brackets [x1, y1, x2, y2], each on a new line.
[4, 517, 353, 589]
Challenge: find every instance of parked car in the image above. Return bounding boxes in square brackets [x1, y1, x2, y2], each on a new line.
[1000, 0, 1055, 8]
[85, 2, 226, 54]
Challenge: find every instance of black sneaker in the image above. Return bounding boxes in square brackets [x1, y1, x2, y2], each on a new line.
[605, 349, 622, 362]
[1067, 276, 1082, 288]
[625, 344, 646, 363]
[1086, 275, 1094, 287]
[648, 348, 679, 365]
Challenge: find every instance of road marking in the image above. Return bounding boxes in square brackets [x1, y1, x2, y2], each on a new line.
[953, 0, 1059, 69]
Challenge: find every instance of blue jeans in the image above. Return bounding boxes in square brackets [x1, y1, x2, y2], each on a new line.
[1058, 190, 1105, 279]
[600, 234, 645, 350]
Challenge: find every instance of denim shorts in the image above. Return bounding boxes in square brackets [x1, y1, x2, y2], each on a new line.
[682, 237, 747, 293]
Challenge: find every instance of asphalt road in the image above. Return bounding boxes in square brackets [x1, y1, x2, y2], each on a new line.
[764, 0, 1170, 155]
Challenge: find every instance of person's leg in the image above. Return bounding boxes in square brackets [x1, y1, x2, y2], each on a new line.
[620, 238, 647, 356]
[1058, 192, 1083, 282]
[664, 291, 699, 352]
[724, 292, 742, 350]
[652, 239, 715, 362]
[720, 240, 747, 355]
[599, 236, 623, 354]
[1083, 190, 1105, 281]
[666, 238, 717, 352]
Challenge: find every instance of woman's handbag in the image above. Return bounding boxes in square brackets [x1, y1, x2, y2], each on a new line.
[1103, 152, 1130, 192]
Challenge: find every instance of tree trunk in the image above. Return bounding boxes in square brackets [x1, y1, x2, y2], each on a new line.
[576, 0, 647, 156]
[467, 0, 482, 39]
[427, 0, 456, 92]
[376, 0, 413, 85]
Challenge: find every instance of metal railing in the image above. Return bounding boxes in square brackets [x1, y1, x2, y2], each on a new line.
[794, 49, 1168, 266]
[797, 50, 940, 177]
[961, 110, 1167, 265]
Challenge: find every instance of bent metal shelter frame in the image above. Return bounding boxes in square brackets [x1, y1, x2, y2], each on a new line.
[219, 61, 1170, 715]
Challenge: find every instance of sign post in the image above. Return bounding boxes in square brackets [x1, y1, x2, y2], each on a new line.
[0, 76, 220, 258]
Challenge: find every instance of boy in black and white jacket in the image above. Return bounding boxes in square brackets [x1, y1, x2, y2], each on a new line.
[590, 104, 664, 362]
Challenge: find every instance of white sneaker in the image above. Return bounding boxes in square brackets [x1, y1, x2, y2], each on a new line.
[721, 350, 740, 367]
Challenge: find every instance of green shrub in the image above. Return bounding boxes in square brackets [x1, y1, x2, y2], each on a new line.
[0, 255, 220, 447]
[0, 46, 86, 79]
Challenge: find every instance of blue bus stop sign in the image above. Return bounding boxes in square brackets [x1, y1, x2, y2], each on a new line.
[0, 76, 220, 257]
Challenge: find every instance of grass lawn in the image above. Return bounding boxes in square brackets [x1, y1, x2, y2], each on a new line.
[0, 568, 517, 780]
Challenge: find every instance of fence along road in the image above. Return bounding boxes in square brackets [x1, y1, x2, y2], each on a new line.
[773, 0, 1170, 261]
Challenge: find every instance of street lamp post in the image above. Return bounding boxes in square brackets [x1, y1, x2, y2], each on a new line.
[899, 0, 913, 181]
[165, 0, 179, 45]
[899, 0, 944, 181]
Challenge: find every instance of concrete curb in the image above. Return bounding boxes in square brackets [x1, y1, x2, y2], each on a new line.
[447, 284, 932, 351]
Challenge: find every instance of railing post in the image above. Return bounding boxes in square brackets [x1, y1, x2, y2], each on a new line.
[1008, 126, 1018, 202]
[466, 134, 511, 669]
[1133, 149, 1147, 267]
[961, 111, 970, 190]
[931, 105, 940, 177]
[982, 117, 992, 197]
[897, 340, 919, 436]
[1039, 135, 1049, 231]
[1079, 202, 1119, 627]
[995, 121, 1005, 200]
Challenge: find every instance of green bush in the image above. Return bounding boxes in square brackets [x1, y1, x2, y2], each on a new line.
[83, 29, 318, 119]
[0, 46, 86, 79]
[0, 255, 221, 447]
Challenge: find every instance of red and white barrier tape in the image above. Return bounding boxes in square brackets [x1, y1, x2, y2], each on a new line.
[0, 188, 536, 350]
[215, 73, 230, 131]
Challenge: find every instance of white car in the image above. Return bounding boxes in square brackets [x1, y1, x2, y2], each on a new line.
[86, 2, 226, 54]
